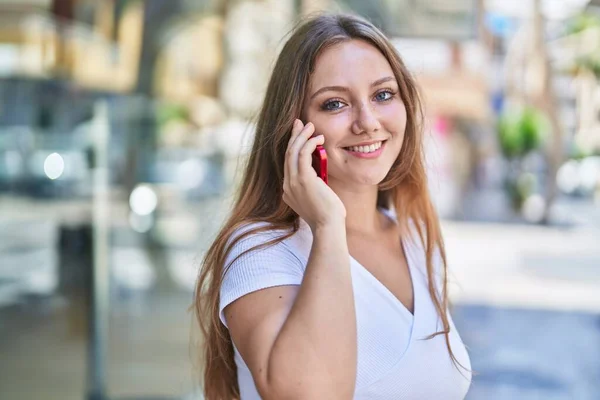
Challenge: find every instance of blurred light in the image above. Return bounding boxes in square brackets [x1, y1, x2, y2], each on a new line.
[111, 248, 156, 291]
[167, 251, 200, 292]
[557, 160, 579, 194]
[0, 45, 19, 77]
[485, 0, 591, 20]
[28, 268, 58, 294]
[129, 211, 154, 233]
[578, 157, 600, 194]
[522, 194, 546, 223]
[176, 158, 207, 190]
[43, 153, 64, 180]
[129, 184, 158, 216]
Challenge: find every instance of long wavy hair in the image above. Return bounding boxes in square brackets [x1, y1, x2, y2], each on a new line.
[194, 13, 462, 400]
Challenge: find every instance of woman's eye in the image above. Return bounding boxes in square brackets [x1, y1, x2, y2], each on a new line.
[321, 100, 344, 111]
[375, 90, 394, 102]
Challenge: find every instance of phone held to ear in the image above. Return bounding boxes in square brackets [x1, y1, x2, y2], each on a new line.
[312, 144, 328, 185]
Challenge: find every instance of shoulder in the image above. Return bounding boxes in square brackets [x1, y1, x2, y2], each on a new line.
[219, 219, 310, 326]
[224, 220, 308, 267]
[226, 221, 287, 253]
[227, 217, 314, 260]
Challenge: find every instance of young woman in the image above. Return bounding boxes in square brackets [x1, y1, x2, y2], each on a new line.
[195, 13, 472, 400]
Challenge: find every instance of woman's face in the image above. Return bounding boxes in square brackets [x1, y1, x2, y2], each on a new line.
[303, 39, 407, 188]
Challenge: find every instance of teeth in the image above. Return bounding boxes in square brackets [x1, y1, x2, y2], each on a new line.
[348, 141, 382, 153]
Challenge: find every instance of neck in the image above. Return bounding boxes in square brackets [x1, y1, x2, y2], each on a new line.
[328, 178, 386, 235]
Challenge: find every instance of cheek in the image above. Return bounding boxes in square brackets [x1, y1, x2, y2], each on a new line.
[305, 110, 350, 144]
[381, 104, 407, 161]
[381, 102, 408, 135]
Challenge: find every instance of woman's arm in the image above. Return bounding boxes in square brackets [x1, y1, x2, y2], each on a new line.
[224, 222, 355, 399]
[224, 120, 356, 399]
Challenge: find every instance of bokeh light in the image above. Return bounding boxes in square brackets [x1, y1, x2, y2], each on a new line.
[129, 184, 158, 216]
[43, 153, 64, 180]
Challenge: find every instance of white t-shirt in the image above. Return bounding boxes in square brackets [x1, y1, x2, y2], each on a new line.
[219, 211, 472, 399]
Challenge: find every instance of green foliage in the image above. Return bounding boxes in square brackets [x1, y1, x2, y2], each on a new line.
[570, 143, 591, 160]
[156, 102, 189, 127]
[565, 13, 600, 79]
[565, 13, 600, 36]
[574, 55, 600, 79]
[498, 107, 548, 159]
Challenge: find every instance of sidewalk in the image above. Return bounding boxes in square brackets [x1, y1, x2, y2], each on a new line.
[443, 220, 600, 313]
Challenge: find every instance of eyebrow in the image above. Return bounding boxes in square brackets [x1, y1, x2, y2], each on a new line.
[309, 76, 396, 100]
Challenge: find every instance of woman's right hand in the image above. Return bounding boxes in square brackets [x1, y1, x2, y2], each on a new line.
[283, 119, 346, 232]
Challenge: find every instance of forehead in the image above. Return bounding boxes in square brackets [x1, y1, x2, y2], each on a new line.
[309, 39, 395, 91]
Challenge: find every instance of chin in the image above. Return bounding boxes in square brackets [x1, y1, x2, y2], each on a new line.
[329, 164, 393, 187]
[351, 170, 390, 186]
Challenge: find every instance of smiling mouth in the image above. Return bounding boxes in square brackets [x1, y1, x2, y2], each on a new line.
[343, 140, 387, 154]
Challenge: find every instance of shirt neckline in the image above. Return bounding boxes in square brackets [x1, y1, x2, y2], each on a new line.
[349, 235, 418, 322]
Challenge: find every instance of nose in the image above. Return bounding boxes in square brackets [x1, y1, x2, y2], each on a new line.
[351, 103, 381, 135]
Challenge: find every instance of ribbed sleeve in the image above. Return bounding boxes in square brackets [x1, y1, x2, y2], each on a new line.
[219, 223, 305, 327]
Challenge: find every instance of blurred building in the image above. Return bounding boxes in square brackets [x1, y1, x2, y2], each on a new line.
[0, 1, 599, 400]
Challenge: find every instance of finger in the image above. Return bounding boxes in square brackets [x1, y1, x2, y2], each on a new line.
[298, 135, 325, 178]
[290, 121, 315, 152]
[288, 122, 315, 181]
[284, 120, 300, 184]
[285, 119, 305, 182]
[286, 119, 304, 151]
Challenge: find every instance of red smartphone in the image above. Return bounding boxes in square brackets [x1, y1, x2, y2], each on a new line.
[312, 144, 328, 185]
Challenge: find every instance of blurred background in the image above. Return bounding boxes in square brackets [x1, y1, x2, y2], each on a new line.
[0, 0, 599, 399]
